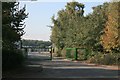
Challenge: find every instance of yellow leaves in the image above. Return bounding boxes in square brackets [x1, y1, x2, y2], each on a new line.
[100, 2, 119, 52]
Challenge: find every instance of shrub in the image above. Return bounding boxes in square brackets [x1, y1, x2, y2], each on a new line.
[78, 48, 94, 61]
[2, 49, 25, 70]
[89, 52, 119, 65]
[52, 47, 62, 57]
[61, 48, 66, 58]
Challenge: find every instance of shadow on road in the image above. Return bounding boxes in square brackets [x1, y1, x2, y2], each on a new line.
[2, 52, 119, 80]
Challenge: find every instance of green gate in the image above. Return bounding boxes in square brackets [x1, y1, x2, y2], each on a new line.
[66, 48, 87, 60]
[66, 48, 78, 60]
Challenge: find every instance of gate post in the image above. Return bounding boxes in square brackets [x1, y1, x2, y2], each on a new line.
[50, 46, 52, 60]
[74, 48, 78, 60]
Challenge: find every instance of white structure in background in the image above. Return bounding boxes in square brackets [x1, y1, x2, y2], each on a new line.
[28, 48, 31, 53]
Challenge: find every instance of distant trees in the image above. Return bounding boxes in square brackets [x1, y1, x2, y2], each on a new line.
[22, 39, 52, 48]
[50, 1, 120, 64]
[2, 2, 28, 69]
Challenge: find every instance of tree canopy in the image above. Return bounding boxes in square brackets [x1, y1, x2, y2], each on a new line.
[2, 2, 28, 69]
[2, 2, 28, 50]
[50, 1, 120, 64]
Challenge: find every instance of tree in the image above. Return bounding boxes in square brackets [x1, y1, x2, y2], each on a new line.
[22, 39, 52, 48]
[50, 1, 85, 56]
[84, 3, 109, 51]
[2, 2, 28, 69]
[100, 2, 120, 52]
[2, 2, 28, 50]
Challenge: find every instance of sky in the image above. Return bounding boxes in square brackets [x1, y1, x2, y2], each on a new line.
[20, 0, 110, 41]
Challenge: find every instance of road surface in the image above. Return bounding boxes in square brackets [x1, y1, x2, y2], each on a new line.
[2, 52, 119, 79]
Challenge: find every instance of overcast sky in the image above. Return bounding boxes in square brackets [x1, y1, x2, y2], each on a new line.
[20, 0, 110, 41]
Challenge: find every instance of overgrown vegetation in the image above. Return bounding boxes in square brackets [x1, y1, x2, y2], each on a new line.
[2, 2, 28, 70]
[50, 1, 120, 65]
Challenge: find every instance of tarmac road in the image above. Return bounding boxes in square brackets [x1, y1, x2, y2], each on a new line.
[2, 52, 119, 79]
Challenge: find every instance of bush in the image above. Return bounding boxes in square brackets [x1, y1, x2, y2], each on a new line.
[89, 52, 119, 65]
[61, 48, 66, 58]
[2, 49, 25, 70]
[77, 48, 86, 60]
[78, 48, 94, 61]
[52, 47, 62, 57]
